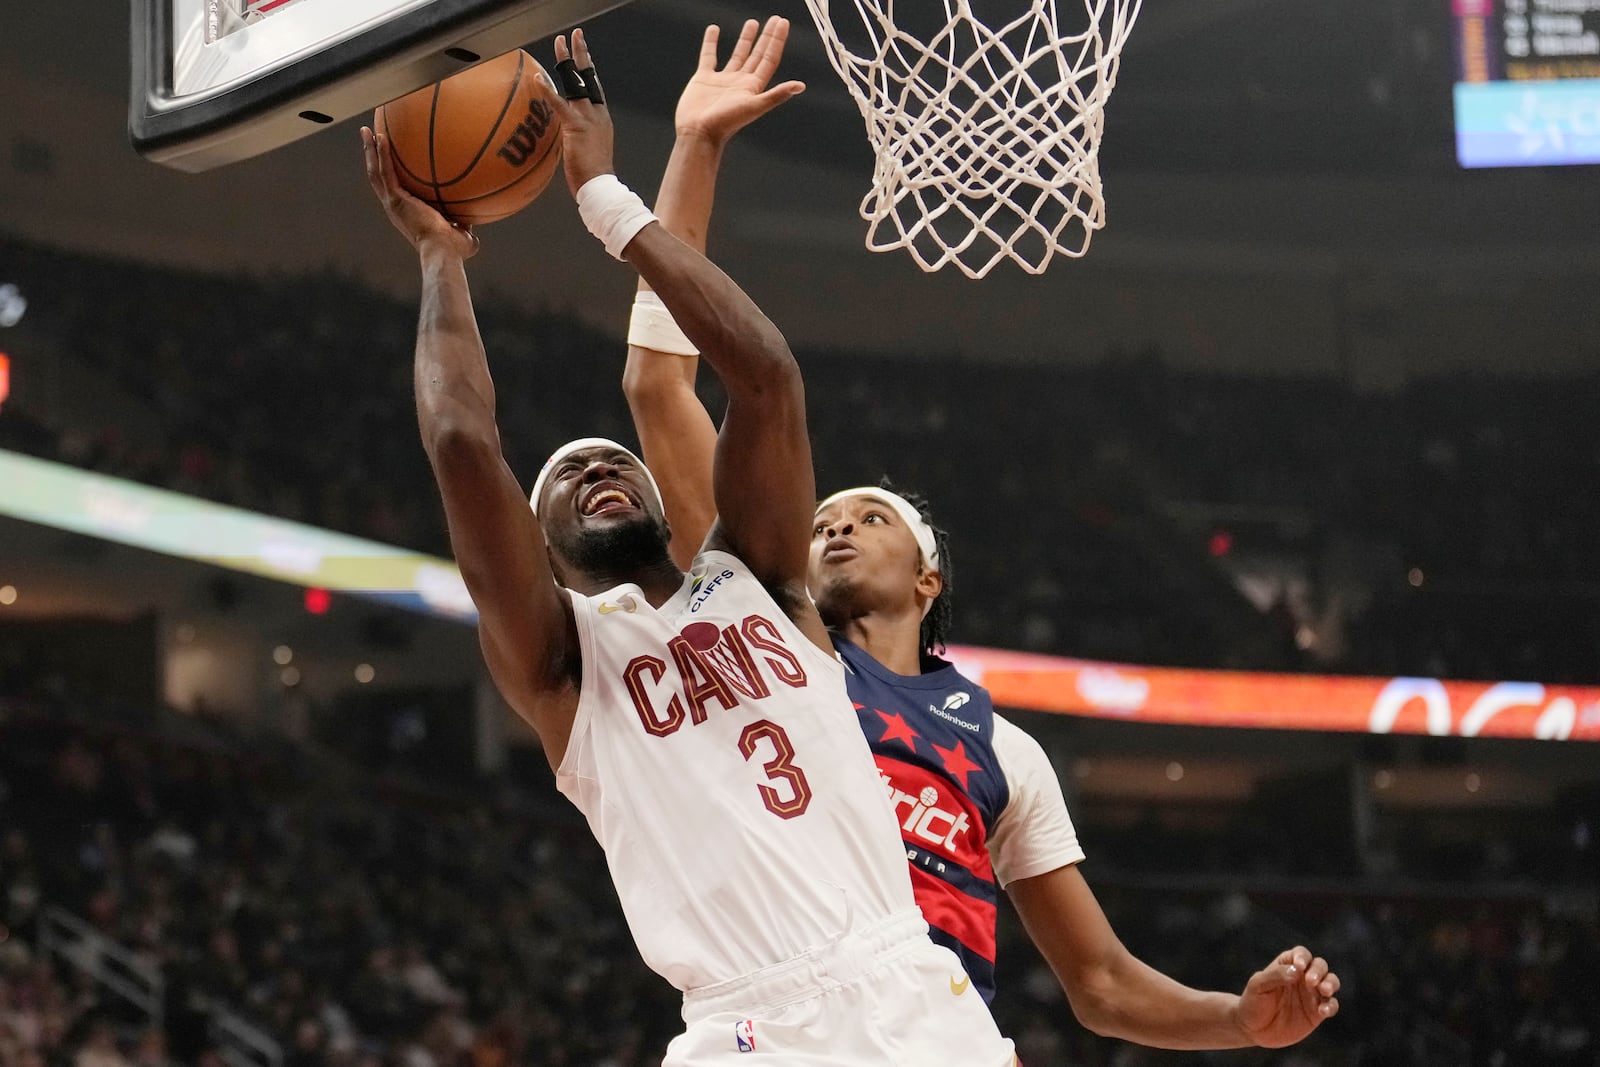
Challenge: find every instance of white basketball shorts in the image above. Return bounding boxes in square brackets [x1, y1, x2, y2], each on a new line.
[664, 909, 1016, 1067]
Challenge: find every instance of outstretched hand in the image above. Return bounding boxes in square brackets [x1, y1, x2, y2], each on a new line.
[675, 17, 806, 146]
[1235, 946, 1341, 1049]
[360, 127, 479, 260]
[550, 29, 616, 197]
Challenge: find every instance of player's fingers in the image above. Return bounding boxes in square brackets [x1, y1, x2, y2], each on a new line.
[751, 17, 789, 81]
[726, 18, 759, 69]
[378, 135, 408, 201]
[747, 16, 777, 68]
[699, 24, 720, 70]
[1318, 996, 1340, 1019]
[360, 126, 378, 179]
[365, 130, 396, 198]
[552, 32, 598, 106]
[1304, 957, 1330, 987]
[1317, 970, 1341, 998]
[750, 80, 806, 117]
[1280, 946, 1311, 974]
[374, 131, 390, 173]
[1249, 961, 1294, 990]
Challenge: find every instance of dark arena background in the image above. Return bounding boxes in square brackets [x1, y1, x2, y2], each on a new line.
[1, 0, 1598, 1063]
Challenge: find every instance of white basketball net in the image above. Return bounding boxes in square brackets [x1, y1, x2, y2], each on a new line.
[802, 0, 1142, 277]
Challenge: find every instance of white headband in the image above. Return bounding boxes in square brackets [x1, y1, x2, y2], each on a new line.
[815, 487, 940, 569]
[529, 437, 663, 518]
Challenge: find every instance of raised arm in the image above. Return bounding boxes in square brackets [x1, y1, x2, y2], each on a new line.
[622, 18, 805, 570]
[554, 29, 827, 649]
[361, 127, 580, 761]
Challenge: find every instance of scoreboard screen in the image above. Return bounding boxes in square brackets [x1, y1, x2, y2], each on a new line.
[1453, 0, 1600, 167]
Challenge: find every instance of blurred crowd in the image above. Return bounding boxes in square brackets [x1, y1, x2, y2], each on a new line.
[0, 691, 1594, 1067]
[0, 697, 680, 1067]
[6, 236, 1600, 680]
[995, 887, 1600, 1067]
[1080, 356, 1600, 682]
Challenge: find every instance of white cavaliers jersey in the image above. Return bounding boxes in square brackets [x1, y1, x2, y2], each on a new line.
[556, 550, 916, 992]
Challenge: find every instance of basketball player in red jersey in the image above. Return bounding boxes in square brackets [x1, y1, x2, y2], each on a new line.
[362, 25, 1018, 1067]
[619, 17, 1342, 1053]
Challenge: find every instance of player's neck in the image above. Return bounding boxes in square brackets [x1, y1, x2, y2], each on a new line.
[569, 559, 684, 605]
[837, 612, 924, 676]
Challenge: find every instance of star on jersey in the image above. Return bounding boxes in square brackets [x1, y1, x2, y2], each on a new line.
[931, 738, 982, 790]
[876, 709, 920, 750]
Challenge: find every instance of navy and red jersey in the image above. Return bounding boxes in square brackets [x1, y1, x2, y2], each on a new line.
[835, 635, 1010, 1003]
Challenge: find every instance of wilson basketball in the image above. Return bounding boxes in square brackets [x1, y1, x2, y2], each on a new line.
[374, 50, 563, 226]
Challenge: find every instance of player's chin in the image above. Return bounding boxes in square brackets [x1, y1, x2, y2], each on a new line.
[579, 507, 669, 545]
[810, 576, 859, 615]
[579, 504, 646, 526]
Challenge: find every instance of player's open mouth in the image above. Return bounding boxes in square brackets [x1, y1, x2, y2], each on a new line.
[821, 536, 858, 562]
[581, 483, 639, 516]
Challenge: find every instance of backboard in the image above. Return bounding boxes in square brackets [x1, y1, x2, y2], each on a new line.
[131, 0, 629, 172]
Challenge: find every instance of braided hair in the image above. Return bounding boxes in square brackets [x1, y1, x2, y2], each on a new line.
[875, 477, 953, 658]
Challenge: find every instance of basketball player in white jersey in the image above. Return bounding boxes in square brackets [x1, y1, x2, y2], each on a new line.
[618, 18, 1343, 1055]
[360, 26, 1016, 1067]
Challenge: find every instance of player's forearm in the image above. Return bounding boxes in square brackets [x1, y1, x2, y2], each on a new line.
[1075, 955, 1250, 1050]
[621, 134, 722, 569]
[413, 242, 499, 451]
[623, 130, 718, 430]
[622, 223, 796, 399]
[651, 131, 725, 258]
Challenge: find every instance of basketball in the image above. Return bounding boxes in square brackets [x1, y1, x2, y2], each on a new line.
[374, 49, 563, 226]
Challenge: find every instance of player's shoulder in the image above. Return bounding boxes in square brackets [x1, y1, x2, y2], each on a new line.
[990, 708, 1031, 742]
[683, 549, 768, 610]
[921, 655, 999, 712]
[691, 547, 747, 575]
[990, 711, 1055, 781]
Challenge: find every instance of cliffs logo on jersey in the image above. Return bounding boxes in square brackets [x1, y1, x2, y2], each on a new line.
[623, 615, 808, 738]
[734, 1019, 756, 1052]
[879, 769, 973, 855]
[688, 568, 736, 613]
[930, 691, 979, 732]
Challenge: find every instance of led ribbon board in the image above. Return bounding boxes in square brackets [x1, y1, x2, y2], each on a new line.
[0, 449, 476, 621]
[948, 646, 1600, 741]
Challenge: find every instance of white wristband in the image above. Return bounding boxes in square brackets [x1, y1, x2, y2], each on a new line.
[628, 290, 699, 355]
[576, 174, 658, 261]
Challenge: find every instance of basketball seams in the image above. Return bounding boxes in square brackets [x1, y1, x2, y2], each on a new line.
[434, 146, 560, 223]
[424, 84, 447, 216]
[434, 110, 561, 214]
[375, 48, 561, 226]
[429, 51, 529, 188]
[378, 105, 436, 192]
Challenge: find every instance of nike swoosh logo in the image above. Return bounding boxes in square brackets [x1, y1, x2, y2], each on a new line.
[599, 595, 638, 615]
[949, 975, 970, 996]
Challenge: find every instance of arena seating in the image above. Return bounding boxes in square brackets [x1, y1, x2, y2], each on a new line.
[1, 690, 1593, 1066]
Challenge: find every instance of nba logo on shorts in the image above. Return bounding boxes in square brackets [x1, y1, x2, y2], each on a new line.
[734, 1019, 756, 1053]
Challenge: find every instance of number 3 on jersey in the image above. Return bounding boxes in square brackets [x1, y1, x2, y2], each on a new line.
[738, 719, 812, 819]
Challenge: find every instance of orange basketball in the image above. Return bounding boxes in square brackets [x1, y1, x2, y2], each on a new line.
[374, 50, 563, 226]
